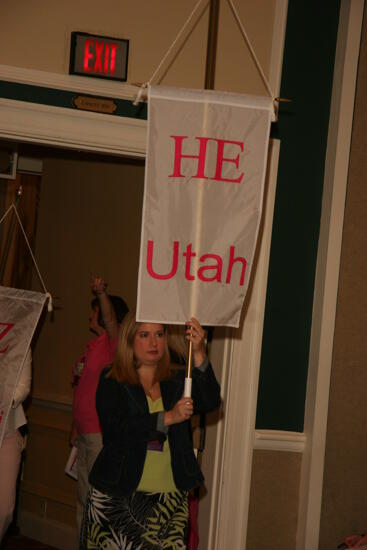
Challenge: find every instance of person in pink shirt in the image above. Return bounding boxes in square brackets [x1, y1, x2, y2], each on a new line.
[70, 276, 128, 535]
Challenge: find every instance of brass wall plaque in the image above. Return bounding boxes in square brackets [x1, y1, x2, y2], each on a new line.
[73, 95, 117, 114]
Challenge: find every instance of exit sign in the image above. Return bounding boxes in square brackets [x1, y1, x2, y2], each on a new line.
[70, 32, 129, 82]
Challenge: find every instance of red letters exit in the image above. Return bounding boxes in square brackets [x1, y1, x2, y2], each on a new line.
[70, 32, 128, 82]
[84, 39, 118, 75]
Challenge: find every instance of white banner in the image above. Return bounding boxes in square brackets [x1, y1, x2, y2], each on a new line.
[137, 85, 272, 327]
[0, 286, 46, 445]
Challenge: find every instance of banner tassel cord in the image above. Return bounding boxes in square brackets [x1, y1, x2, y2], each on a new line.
[133, 0, 279, 121]
[133, 0, 209, 105]
[0, 203, 53, 312]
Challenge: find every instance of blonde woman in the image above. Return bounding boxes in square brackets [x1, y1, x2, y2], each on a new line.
[80, 311, 221, 549]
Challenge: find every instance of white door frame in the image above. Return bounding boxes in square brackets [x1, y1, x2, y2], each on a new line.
[296, 1, 365, 548]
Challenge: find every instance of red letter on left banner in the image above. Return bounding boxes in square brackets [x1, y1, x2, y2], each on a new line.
[0, 322, 15, 354]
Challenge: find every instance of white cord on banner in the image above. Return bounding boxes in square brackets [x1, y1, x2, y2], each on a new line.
[133, 83, 148, 106]
[133, 0, 277, 120]
[133, 0, 210, 105]
[227, 0, 274, 100]
[0, 204, 53, 311]
[0, 204, 13, 225]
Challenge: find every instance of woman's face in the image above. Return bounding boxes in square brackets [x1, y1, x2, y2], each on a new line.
[133, 323, 165, 367]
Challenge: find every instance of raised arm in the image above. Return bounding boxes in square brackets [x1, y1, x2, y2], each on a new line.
[91, 276, 119, 341]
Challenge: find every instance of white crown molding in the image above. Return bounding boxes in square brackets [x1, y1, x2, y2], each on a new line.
[0, 97, 147, 157]
[254, 429, 306, 453]
[0, 63, 139, 100]
[0, 65, 147, 157]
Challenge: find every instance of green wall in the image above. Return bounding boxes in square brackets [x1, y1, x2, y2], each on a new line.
[256, 1, 341, 431]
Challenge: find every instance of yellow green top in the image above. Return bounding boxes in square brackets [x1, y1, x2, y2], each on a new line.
[137, 397, 177, 493]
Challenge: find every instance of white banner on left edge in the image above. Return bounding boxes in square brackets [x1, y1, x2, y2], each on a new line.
[137, 85, 272, 327]
[0, 286, 46, 445]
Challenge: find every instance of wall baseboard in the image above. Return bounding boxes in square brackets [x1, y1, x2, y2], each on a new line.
[18, 510, 77, 550]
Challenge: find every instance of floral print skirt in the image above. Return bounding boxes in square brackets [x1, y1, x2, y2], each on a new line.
[80, 485, 189, 549]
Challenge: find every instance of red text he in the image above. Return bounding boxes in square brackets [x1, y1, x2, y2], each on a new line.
[169, 136, 244, 183]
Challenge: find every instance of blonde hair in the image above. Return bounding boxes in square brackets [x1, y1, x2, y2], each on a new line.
[109, 310, 173, 384]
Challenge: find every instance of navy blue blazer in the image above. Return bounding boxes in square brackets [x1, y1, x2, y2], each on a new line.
[89, 361, 221, 497]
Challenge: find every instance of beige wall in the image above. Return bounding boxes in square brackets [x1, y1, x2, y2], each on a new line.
[0, 0, 207, 89]
[319, 4, 367, 548]
[215, 0, 275, 95]
[20, 403, 77, 549]
[21, 405, 75, 524]
[32, 154, 145, 403]
[247, 451, 302, 550]
[0, 0, 276, 94]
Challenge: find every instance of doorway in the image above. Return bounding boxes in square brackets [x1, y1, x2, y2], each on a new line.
[0, 140, 225, 550]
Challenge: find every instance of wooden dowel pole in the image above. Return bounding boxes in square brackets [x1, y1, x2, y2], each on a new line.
[184, 339, 193, 397]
